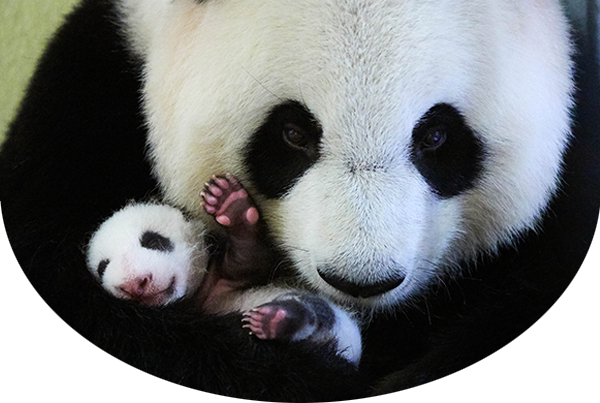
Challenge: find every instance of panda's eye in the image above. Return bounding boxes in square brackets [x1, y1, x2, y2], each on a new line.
[421, 127, 447, 150]
[245, 100, 323, 199]
[283, 123, 309, 151]
[98, 259, 109, 279]
[410, 103, 484, 198]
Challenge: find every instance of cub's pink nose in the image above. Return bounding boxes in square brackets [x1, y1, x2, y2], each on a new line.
[122, 275, 153, 298]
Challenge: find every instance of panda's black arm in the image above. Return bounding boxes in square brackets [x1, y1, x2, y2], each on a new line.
[0, 0, 366, 400]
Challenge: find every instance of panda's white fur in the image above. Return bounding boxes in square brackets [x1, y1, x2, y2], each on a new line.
[116, 0, 574, 312]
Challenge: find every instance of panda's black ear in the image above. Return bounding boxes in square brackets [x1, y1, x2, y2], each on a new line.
[140, 231, 175, 253]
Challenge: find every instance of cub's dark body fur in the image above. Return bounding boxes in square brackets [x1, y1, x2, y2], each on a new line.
[1, 0, 598, 399]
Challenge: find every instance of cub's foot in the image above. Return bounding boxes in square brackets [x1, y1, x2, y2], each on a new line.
[201, 174, 271, 284]
[201, 174, 259, 231]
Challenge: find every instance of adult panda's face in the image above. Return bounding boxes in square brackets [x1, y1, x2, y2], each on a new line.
[122, 0, 573, 311]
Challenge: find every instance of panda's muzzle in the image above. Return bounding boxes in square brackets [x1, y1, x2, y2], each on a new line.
[316, 267, 405, 298]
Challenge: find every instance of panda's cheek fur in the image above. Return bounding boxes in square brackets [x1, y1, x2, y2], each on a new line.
[275, 163, 456, 305]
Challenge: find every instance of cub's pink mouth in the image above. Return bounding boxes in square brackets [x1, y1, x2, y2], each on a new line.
[119, 277, 176, 306]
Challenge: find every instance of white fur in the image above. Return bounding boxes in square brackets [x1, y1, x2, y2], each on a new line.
[87, 203, 207, 304]
[330, 305, 363, 365]
[118, 0, 574, 311]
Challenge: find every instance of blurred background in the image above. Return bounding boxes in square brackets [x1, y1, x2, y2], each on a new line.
[0, 0, 78, 144]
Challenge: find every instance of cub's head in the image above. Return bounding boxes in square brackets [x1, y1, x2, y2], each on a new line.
[87, 204, 207, 305]
[120, 0, 574, 311]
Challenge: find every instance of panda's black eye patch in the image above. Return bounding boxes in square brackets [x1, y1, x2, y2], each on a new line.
[410, 103, 484, 198]
[245, 100, 323, 199]
[140, 231, 174, 253]
[98, 259, 109, 279]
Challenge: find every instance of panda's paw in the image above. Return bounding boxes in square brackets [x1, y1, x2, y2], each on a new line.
[241, 292, 362, 364]
[241, 293, 323, 341]
[201, 174, 259, 231]
[242, 303, 299, 340]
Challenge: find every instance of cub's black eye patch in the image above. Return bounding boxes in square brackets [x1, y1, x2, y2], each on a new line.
[245, 100, 323, 199]
[98, 259, 109, 279]
[140, 231, 174, 253]
[411, 103, 485, 198]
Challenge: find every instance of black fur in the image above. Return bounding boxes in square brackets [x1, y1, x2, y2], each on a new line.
[1, 0, 598, 400]
[0, 1, 364, 401]
[140, 231, 175, 253]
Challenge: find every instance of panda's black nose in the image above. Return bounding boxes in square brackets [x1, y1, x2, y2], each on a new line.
[317, 266, 405, 298]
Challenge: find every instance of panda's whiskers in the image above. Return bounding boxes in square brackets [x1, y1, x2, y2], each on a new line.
[422, 259, 452, 300]
[241, 65, 284, 102]
[287, 245, 310, 254]
[424, 299, 433, 325]
[268, 259, 286, 283]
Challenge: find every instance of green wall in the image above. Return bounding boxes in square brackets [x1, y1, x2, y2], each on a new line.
[0, 0, 79, 144]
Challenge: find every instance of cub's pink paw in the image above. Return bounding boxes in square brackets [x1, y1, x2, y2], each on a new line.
[201, 174, 259, 228]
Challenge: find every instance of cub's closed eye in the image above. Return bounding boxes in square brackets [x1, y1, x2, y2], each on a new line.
[98, 259, 109, 278]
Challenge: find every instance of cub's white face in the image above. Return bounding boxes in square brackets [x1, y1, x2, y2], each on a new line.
[87, 204, 207, 305]
[120, 0, 574, 311]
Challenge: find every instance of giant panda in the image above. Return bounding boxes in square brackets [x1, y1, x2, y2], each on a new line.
[0, 0, 598, 401]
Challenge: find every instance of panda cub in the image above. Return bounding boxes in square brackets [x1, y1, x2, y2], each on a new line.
[86, 174, 362, 364]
